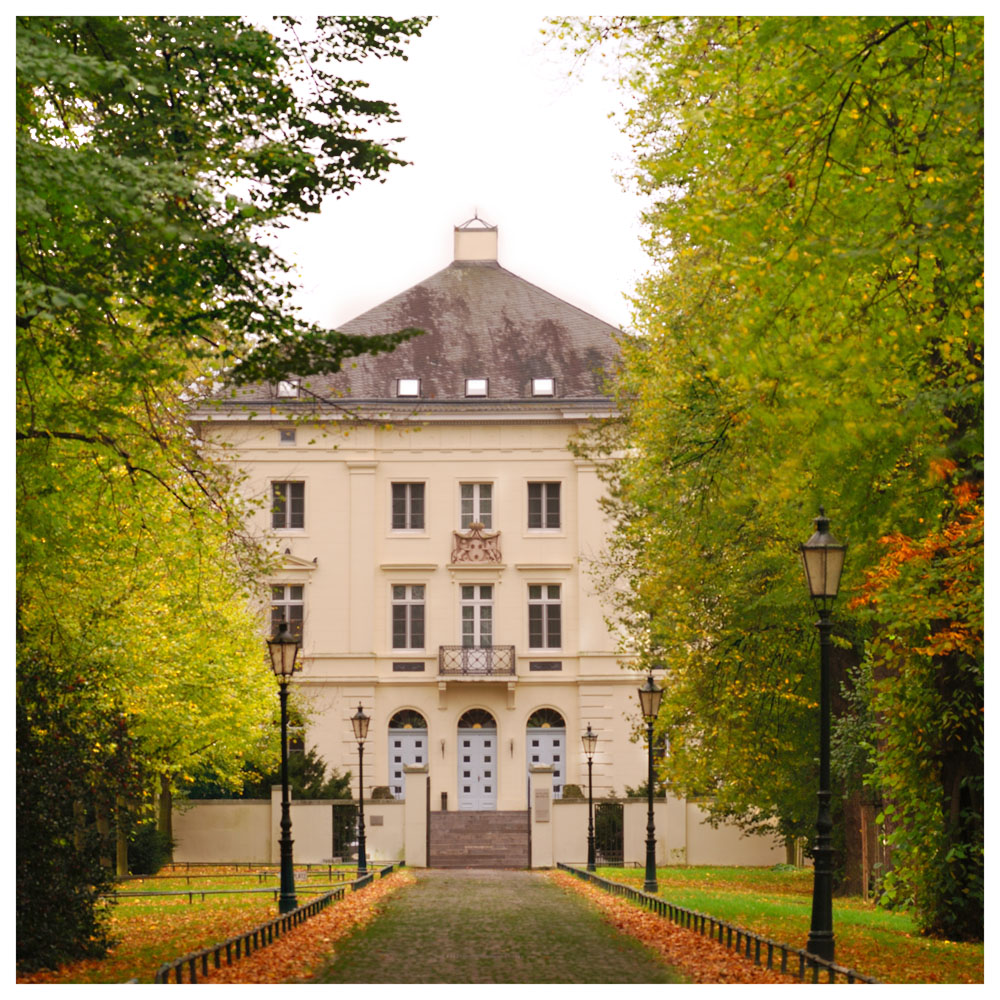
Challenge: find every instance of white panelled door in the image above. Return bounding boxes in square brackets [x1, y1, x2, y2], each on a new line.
[388, 729, 427, 799]
[457, 728, 498, 810]
[527, 727, 566, 799]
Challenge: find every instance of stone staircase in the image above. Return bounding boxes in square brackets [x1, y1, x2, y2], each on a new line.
[429, 810, 530, 868]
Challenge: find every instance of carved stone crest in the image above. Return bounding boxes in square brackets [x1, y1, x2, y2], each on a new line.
[451, 522, 502, 563]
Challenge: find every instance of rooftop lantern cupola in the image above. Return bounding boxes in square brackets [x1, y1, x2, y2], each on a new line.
[454, 214, 498, 262]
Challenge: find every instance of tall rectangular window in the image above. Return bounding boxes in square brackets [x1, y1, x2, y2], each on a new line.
[528, 585, 561, 649]
[527, 482, 560, 530]
[271, 481, 304, 529]
[460, 483, 493, 529]
[392, 483, 425, 530]
[461, 584, 493, 647]
[392, 585, 425, 649]
[271, 584, 304, 639]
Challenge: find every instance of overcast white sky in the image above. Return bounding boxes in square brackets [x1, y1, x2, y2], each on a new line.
[274, 12, 650, 331]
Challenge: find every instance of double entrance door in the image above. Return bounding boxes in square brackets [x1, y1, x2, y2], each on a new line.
[457, 728, 497, 810]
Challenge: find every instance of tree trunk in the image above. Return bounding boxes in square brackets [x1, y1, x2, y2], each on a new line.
[841, 791, 866, 896]
[73, 799, 87, 853]
[116, 795, 129, 877]
[95, 797, 112, 869]
[158, 773, 173, 859]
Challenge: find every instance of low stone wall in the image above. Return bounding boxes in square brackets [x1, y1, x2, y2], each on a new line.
[549, 797, 783, 868]
[174, 786, 783, 868]
[173, 800, 271, 863]
[173, 794, 404, 865]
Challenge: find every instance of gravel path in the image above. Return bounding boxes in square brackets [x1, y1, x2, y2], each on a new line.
[312, 869, 684, 983]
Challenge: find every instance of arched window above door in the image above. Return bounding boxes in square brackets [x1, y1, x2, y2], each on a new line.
[527, 708, 565, 729]
[458, 708, 496, 729]
[389, 709, 427, 730]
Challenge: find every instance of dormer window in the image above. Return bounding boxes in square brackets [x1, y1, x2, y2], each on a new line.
[465, 378, 488, 397]
[277, 379, 300, 398]
[397, 378, 420, 397]
[532, 378, 554, 396]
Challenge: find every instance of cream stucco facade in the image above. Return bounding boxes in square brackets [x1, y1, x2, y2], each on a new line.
[203, 409, 647, 809]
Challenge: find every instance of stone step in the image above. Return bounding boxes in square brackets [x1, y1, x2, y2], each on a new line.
[429, 809, 530, 868]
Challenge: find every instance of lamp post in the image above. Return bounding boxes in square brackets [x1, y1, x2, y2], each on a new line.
[266, 621, 301, 914]
[800, 507, 847, 964]
[638, 673, 663, 894]
[582, 723, 598, 871]
[351, 703, 370, 877]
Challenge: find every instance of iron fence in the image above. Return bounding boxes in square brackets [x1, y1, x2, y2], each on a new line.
[438, 645, 515, 676]
[152, 864, 396, 983]
[557, 864, 879, 984]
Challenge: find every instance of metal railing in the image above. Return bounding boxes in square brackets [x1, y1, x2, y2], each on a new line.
[438, 645, 515, 676]
[152, 864, 396, 983]
[109, 881, 355, 904]
[557, 864, 879, 984]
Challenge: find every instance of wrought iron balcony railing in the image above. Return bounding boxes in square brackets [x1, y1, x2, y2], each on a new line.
[438, 645, 516, 677]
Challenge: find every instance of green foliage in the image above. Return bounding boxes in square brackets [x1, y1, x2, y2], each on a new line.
[127, 823, 175, 876]
[188, 748, 352, 801]
[558, 15, 982, 933]
[561, 784, 585, 800]
[16, 15, 427, 393]
[624, 779, 668, 799]
[854, 488, 983, 938]
[16, 656, 146, 971]
[16, 14, 426, 965]
[831, 660, 879, 803]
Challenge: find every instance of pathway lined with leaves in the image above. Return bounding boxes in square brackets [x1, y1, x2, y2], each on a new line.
[308, 868, 685, 983]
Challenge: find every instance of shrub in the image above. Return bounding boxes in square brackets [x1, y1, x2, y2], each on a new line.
[128, 822, 174, 875]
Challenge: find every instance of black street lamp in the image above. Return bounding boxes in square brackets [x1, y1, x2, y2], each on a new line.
[351, 703, 370, 877]
[582, 723, 598, 872]
[266, 621, 302, 914]
[638, 673, 663, 894]
[800, 507, 847, 964]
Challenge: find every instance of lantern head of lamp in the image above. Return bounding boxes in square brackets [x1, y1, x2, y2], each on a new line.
[800, 508, 847, 611]
[638, 673, 663, 722]
[351, 703, 370, 743]
[582, 723, 598, 757]
[267, 621, 301, 681]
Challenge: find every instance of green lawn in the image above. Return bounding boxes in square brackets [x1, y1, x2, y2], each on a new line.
[18, 866, 357, 984]
[598, 866, 982, 985]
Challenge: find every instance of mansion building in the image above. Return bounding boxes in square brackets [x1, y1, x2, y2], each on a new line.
[194, 219, 649, 814]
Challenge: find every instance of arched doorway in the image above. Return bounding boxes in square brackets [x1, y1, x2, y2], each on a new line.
[457, 708, 497, 811]
[527, 708, 566, 799]
[388, 709, 428, 800]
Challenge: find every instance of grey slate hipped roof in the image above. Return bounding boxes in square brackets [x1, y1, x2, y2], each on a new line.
[293, 258, 620, 403]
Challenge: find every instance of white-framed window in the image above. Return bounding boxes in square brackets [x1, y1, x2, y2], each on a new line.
[277, 379, 300, 398]
[460, 483, 493, 529]
[271, 481, 305, 529]
[461, 584, 493, 647]
[279, 428, 296, 446]
[531, 377, 554, 396]
[270, 584, 304, 639]
[391, 482, 425, 530]
[397, 378, 420, 397]
[392, 585, 425, 649]
[528, 584, 561, 649]
[527, 481, 560, 530]
[465, 378, 488, 397]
